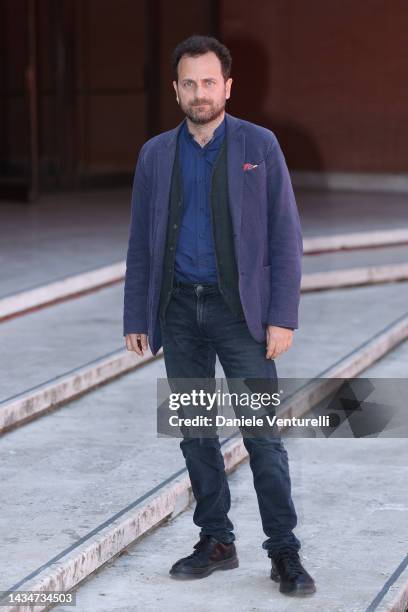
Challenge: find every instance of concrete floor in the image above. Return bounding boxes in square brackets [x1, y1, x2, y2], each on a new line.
[1, 188, 408, 298]
[54, 436, 408, 612]
[302, 244, 408, 274]
[51, 340, 408, 612]
[1, 279, 408, 402]
[0, 283, 407, 604]
[0, 189, 130, 299]
[1, 187, 407, 610]
[297, 189, 408, 237]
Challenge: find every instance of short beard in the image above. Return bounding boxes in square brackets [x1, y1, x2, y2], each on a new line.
[180, 98, 226, 125]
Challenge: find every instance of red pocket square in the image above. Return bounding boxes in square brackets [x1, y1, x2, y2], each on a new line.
[243, 163, 259, 171]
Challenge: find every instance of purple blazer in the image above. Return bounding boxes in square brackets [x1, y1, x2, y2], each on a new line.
[123, 112, 303, 356]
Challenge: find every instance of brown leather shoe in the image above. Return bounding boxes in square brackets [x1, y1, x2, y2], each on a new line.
[169, 534, 239, 579]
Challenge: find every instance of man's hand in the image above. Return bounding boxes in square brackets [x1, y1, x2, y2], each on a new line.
[125, 333, 148, 356]
[266, 326, 293, 360]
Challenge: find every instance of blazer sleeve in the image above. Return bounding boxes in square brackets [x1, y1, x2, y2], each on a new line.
[123, 145, 150, 336]
[264, 137, 303, 329]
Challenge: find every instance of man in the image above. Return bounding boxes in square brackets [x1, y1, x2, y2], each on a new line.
[124, 35, 316, 596]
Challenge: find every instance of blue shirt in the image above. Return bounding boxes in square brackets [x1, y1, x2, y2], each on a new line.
[174, 117, 226, 283]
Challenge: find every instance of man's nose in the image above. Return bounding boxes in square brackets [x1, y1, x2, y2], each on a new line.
[195, 84, 205, 98]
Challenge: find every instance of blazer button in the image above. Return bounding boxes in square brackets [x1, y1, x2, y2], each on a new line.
[173, 223, 178, 229]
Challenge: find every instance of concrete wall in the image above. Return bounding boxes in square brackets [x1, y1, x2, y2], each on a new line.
[221, 0, 408, 173]
[1, 0, 406, 195]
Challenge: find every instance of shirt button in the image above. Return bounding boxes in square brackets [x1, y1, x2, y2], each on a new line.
[173, 224, 178, 229]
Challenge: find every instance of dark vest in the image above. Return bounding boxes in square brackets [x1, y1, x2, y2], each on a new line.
[158, 134, 244, 322]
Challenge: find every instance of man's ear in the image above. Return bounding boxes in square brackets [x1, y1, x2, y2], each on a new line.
[225, 77, 233, 100]
[172, 81, 179, 104]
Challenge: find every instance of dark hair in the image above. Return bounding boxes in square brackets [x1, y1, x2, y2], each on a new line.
[171, 35, 232, 81]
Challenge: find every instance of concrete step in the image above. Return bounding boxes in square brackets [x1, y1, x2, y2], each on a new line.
[0, 189, 131, 301]
[2, 187, 407, 300]
[302, 228, 408, 254]
[55, 438, 408, 611]
[2, 280, 408, 434]
[2, 184, 408, 319]
[303, 244, 408, 274]
[302, 244, 408, 290]
[0, 283, 407, 610]
[0, 282, 158, 433]
[2, 241, 408, 322]
[2, 279, 408, 433]
[2, 339, 407, 612]
[50, 341, 408, 612]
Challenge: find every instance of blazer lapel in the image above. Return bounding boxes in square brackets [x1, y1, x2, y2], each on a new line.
[153, 119, 185, 251]
[225, 113, 245, 254]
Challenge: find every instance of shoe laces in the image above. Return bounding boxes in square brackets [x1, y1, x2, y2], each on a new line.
[185, 535, 213, 561]
[273, 548, 304, 577]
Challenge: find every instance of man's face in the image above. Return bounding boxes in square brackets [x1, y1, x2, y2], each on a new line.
[173, 51, 232, 125]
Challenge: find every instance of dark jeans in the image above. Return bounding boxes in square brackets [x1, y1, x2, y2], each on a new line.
[159, 280, 301, 557]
